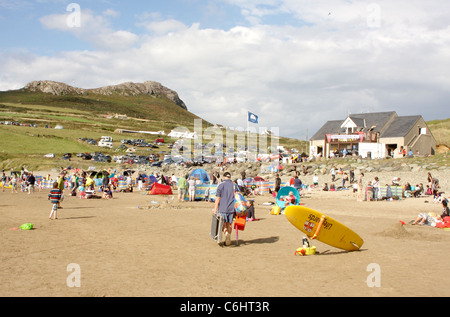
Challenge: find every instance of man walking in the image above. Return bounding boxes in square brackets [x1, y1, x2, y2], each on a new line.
[214, 172, 235, 246]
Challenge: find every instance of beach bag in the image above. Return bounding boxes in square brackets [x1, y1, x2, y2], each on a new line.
[436, 217, 450, 228]
[270, 206, 281, 215]
[234, 192, 247, 217]
[19, 223, 33, 230]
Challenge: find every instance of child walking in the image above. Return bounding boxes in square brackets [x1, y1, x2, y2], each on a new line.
[48, 182, 62, 220]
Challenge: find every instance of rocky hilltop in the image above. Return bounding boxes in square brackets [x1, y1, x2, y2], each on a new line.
[23, 80, 188, 110]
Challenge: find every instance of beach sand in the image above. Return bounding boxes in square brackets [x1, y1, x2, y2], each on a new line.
[0, 169, 449, 297]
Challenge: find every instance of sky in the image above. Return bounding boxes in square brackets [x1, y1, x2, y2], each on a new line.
[0, 0, 449, 139]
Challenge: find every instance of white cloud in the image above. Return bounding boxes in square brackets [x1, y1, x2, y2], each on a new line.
[39, 8, 139, 51]
[1, 0, 449, 138]
[140, 19, 189, 35]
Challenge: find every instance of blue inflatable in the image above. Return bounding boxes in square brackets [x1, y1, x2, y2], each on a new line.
[276, 186, 300, 208]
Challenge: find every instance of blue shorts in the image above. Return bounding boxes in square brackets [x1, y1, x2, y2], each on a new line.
[219, 212, 235, 223]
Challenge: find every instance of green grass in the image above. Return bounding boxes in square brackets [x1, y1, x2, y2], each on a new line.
[427, 118, 450, 146]
[0, 126, 93, 154]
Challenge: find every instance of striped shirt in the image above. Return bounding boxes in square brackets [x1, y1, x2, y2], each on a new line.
[48, 189, 62, 204]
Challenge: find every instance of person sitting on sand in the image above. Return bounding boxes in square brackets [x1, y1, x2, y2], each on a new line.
[246, 200, 256, 221]
[102, 184, 113, 200]
[434, 194, 448, 204]
[392, 177, 401, 186]
[284, 191, 297, 207]
[412, 183, 424, 198]
[412, 201, 449, 226]
[322, 183, 329, 191]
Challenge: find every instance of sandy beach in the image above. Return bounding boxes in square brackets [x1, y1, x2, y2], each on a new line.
[0, 168, 449, 298]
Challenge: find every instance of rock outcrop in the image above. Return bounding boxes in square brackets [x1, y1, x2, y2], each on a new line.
[23, 80, 188, 110]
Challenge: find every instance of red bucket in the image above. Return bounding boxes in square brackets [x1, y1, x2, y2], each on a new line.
[235, 216, 246, 231]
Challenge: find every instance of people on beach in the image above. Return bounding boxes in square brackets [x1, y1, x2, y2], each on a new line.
[371, 177, 380, 200]
[283, 191, 297, 207]
[1, 172, 6, 192]
[412, 200, 449, 225]
[246, 200, 256, 221]
[342, 172, 349, 188]
[357, 172, 364, 201]
[48, 182, 62, 220]
[330, 166, 336, 182]
[274, 173, 281, 195]
[177, 174, 188, 202]
[293, 175, 302, 194]
[213, 171, 235, 246]
[57, 173, 65, 208]
[27, 172, 35, 194]
[188, 177, 196, 202]
[102, 184, 113, 199]
[312, 174, 319, 188]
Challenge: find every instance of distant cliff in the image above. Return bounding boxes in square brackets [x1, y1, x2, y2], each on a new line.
[23, 80, 188, 110]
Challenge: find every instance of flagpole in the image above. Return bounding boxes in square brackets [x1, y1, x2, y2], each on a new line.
[247, 112, 250, 151]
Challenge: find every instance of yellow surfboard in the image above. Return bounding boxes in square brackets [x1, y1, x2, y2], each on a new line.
[285, 205, 363, 251]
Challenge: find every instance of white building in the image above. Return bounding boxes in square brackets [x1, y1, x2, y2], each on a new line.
[310, 111, 436, 159]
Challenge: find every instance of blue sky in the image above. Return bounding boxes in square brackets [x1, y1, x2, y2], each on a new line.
[1, 0, 449, 139]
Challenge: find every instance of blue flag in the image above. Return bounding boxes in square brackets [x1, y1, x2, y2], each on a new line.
[248, 112, 258, 124]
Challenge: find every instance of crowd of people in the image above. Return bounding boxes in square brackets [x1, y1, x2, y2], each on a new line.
[299, 166, 446, 204]
[1, 162, 447, 240]
[1, 169, 38, 194]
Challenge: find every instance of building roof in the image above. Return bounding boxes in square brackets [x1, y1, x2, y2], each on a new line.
[347, 111, 396, 134]
[310, 120, 344, 141]
[310, 111, 423, 141]
[381, 115, 421, 138]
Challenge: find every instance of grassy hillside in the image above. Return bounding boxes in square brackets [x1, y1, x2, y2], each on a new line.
[0, 89, 202, 130]
[0, 88, 308, 171]
[427, 118, 450, 147]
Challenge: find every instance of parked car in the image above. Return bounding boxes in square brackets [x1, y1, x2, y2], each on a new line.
[151, 160, 163, 167]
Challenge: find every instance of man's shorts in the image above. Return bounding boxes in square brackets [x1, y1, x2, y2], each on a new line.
[219, 212, 235, 223]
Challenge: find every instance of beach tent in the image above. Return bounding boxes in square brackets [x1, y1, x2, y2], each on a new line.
[276, 186, 300, 208]
[189, 168, 210, 184]
[254, 176, 265, 182]
[149, 182, 173, 195]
